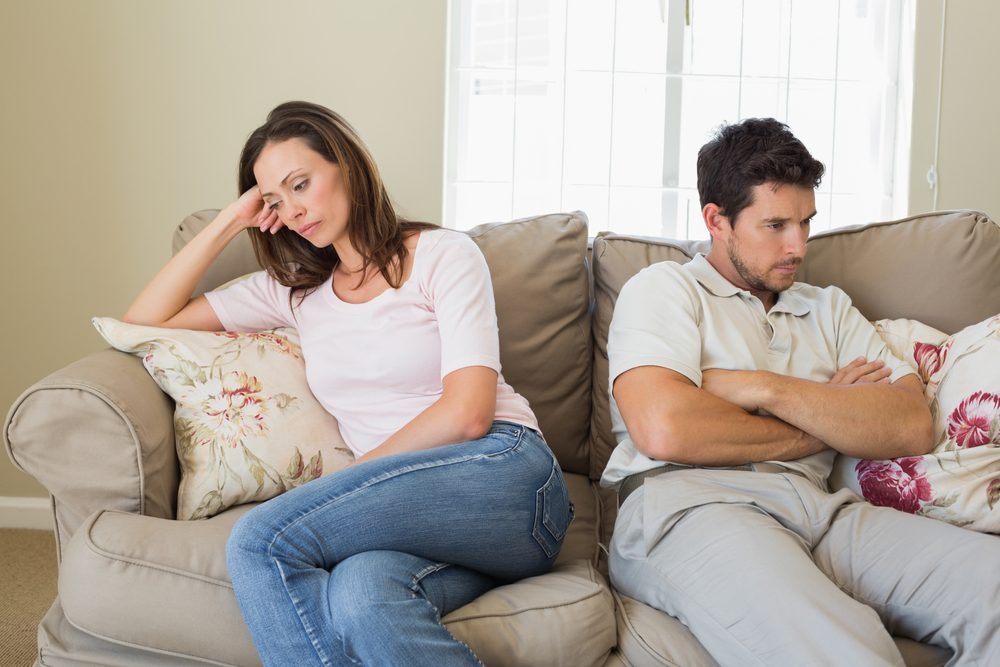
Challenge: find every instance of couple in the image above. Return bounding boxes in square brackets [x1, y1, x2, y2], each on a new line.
[127, 102, 997, 665]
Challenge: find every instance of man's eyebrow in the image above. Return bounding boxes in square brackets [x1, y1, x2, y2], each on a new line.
[762, 210, 817, 224]
[260, 169, 304, 198]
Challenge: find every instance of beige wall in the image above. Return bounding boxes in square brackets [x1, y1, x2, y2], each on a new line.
[909, 0, 1000, 217]
[0, 0, 447, 497]
[2, 1, 999, 499]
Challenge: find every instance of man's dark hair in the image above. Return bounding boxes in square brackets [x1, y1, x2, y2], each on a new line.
[696, 118, 825, 224]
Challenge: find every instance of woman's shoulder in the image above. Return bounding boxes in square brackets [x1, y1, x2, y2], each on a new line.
[419, 226, 470, 246]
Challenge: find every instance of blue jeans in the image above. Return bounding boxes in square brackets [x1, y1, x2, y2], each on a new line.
[226, 421, 573, 666]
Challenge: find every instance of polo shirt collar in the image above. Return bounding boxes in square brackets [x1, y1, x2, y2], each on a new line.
[687, 253, 811, 316]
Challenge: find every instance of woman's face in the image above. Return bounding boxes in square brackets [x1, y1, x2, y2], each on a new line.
[254, 137, 351, 248]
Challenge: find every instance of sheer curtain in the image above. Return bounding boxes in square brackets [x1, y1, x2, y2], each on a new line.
[444, 0, 913, 237]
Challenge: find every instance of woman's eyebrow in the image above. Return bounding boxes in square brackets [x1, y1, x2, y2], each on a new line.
[260, 169, 304, 198]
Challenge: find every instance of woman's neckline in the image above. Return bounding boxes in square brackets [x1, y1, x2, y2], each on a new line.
[324, 231, 427, 308]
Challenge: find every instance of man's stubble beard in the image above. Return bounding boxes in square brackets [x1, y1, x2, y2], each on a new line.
[726, 234, 798, 295]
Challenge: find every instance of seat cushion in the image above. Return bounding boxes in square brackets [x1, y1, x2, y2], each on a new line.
[614, 592, 952, 667]
[57, 472, 611, 665]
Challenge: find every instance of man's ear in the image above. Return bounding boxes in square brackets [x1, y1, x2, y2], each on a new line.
[703, 203, 731, 242]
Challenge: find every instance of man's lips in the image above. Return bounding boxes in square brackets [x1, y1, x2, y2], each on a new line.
[298, 221, 321, 237]
[774, 262, 801, 274]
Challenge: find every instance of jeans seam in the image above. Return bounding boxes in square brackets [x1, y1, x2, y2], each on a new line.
[276, 559, 341, 666]
[408, 562, 487, 667]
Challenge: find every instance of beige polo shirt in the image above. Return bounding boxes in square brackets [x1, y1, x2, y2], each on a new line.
[600, 253, 914, 490]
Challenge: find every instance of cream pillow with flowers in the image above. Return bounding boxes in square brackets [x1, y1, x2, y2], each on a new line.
[93, 317, 353, 520]
[831, 315, 1000, 533]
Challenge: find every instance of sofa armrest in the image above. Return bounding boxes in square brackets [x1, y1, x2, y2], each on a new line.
[4, 349, 178, 560]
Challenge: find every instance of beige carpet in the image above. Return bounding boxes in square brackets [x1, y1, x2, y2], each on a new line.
[0, 529, 57, 667]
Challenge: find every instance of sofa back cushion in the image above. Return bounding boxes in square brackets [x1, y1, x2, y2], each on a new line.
[796, 210, 1000, 334]
[589, 210, 1000, 479]
[174, 211, 594, 475]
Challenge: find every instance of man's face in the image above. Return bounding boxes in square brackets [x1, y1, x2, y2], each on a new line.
[717, 183, 816, 298]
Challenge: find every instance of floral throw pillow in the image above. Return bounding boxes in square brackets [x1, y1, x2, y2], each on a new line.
[92, 317, 354, 520]
[831, 315, 1000, 533]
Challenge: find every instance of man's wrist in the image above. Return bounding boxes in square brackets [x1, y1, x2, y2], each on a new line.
[752, 370, 781, 412]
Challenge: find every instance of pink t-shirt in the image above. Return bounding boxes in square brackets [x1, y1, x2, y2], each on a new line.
[204, 229, 538, 456]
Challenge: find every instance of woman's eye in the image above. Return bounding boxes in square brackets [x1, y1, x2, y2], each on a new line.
[293, 179, 308, 192]
[268, 201, 281, 211]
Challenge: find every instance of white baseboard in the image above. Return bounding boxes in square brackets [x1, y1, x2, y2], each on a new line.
[0, 496, 52, 530]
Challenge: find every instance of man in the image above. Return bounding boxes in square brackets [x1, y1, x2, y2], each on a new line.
[602, 118, 999, 666]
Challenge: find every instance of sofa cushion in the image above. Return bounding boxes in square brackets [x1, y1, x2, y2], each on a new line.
[57, 472, 609, 665]
[464, 212, 595, 475]
[443, 558, 615, 667]
[796, 210, 1000, 334]
[93, 317, 355, 520]
[614, 591, 952, 667]
[832, 314, 1000, 532]
[174, 210, 594, 476]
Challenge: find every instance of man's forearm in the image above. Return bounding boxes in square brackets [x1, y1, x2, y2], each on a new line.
[661, 408, 828, 465]
[756, 373, 933, 458]
[615, 368, 829, 465]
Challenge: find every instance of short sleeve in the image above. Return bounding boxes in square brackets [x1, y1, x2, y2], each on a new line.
[608, 263, 704, 388]
[203, 271, 296, 332]
[832, 288, 914, 383]
[423, 233, 501, 377]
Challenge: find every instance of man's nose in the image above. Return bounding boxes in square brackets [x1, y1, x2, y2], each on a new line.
[787, 226, 808, 255]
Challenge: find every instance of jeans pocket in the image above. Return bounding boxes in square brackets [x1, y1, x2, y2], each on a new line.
[532, 461, 574, 559]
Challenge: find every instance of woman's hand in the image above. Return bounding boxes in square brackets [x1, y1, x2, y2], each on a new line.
[225, 186, 284, 235]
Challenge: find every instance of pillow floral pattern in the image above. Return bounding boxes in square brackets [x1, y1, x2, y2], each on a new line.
[93, 318, 353, 520]
[832, 315, 1000, 532]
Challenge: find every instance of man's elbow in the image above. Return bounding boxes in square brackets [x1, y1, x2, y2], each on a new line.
[631, 417, 689, 463]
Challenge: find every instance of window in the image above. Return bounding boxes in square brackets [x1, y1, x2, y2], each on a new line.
[444, 0, 914, 237]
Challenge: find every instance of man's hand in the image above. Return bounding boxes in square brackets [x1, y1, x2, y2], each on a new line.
[829, 357, 891, 385]
[701, 369, 768, 413]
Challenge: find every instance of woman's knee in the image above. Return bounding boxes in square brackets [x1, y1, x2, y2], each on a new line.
[327, 551, 423, 630]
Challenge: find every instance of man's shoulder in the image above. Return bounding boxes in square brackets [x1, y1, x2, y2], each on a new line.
[624, 258, 700, 293]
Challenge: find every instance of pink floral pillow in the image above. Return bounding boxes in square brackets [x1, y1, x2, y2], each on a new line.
[831, 315, 1000, 532]
[93, 317, 354, 520]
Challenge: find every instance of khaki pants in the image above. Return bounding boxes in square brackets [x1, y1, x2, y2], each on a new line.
[609, 468, 1000, 667]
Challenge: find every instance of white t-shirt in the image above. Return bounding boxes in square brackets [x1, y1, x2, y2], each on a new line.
[600, 253, 914, 490]
[205, 229, 538, 456]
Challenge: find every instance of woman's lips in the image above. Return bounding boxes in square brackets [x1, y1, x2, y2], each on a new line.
[298, 221, 321, 237]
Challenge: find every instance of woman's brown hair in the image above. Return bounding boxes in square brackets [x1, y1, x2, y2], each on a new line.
[238, 101, 435, 300]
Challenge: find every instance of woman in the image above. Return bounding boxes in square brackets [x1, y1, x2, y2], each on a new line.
[123, 101, 573, 666]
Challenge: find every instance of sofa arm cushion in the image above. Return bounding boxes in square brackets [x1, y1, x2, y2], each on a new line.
[4, 349, 178, 559]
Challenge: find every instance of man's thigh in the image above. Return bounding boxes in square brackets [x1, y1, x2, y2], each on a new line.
[814, 500, 1000, 660]
[610, 480, 902, 667]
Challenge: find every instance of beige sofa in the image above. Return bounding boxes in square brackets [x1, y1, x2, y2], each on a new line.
[6, 208, 998, 666]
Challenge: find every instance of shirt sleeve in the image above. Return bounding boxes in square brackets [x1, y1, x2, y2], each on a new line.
[608, 262, 704, 388]
[423, 233, 502, 378]
[203, 271, 296, 332]
[831, 287, 914, 383]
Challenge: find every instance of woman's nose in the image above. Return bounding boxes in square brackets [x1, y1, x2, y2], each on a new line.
[285, 201, 306, 222]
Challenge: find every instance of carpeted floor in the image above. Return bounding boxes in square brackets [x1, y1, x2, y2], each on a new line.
[0, 529, 57, 667]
